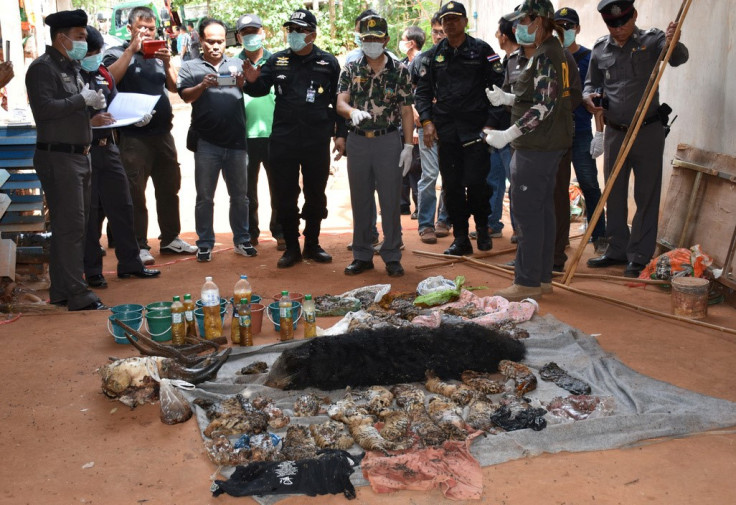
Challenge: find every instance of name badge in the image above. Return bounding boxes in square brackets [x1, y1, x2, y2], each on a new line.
[306, 82, 316, 103]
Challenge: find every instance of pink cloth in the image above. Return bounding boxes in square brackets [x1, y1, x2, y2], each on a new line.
[411, 290, 537, 328]
[361, 431, 484, 500]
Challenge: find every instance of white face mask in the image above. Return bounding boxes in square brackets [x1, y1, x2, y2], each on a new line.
[362, 42, 384, 59]
[399, 40, 411, 54]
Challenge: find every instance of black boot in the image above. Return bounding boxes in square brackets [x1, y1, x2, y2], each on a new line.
[277, 248, 303, 268]
[444, 237, 473, 256]
[476, 228, 492, 251]
[302, 243, 332, 263]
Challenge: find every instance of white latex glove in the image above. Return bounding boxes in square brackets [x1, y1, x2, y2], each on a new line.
[486, 85, 515, 107]
[399, 143, 414, 177]
[485, 124, 522, 149]
[134, 110, 156, 127]
[590, 130, 604, 158]
[350, 109, 372, 127]
[81, 84, 106, 109]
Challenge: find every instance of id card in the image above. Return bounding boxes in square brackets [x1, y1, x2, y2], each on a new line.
[306, 86, 316, 103]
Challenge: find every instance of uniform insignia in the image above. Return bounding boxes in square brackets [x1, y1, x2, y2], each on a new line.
[276, 57, 289, 66]
[419, 67, 427, 77]
[493, 62, 503, 74]
[611, 5, 622, 16]
[368, 19, 376, 27]
[487, 53, 500, 63]
[316, 60, 329, 65]
[276, 74, 287, 80]
[318, 86, 324, 93]
[435, 54, 445, 63]
[561, 8, 568, 15]
[448, 2, 454, 8]
[61, 73, 71, 83]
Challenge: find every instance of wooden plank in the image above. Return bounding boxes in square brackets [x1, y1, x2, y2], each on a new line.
[0, 238, 16, 280]
[8, 202, 44, 212]
[0, 214, 45, 225]
[16, 246, 48, 264]
[0, 222, 47, 232]
[672, 159, 736, 183]
[1, 180, 42, 190]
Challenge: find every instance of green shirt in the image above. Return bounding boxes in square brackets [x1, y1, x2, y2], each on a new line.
[337, 53, 413, 131]
[239, 48, 275, 139]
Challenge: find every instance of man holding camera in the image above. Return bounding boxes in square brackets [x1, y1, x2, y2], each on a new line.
[584, 0, 688, 277]
[104, 6, 197, 265]
[177, 18, 255, 262]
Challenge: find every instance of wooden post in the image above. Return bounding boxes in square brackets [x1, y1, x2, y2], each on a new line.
[562, 0, 693, 285]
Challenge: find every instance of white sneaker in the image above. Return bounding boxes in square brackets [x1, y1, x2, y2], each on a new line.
[234, 242, 258, 257]
[160, 236, 197, 255]
[139, 249, 155, 265]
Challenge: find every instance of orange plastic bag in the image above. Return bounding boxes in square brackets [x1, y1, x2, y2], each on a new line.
[638, 245, 712, 280]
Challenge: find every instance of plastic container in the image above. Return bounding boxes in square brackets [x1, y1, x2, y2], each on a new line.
[183, 293, 197, 338]
[279, 291, 293, 341]
[303, 294, 316, 337]
[110, 303, 145, 315]
[201, 276, 223, 339]
[250, 303, 265, 335]
[273, 291, 304, 305]
[266, 301, 302, 334]
[671, 277, 709, 319]
[231, 275, 253, 345]
[146, 301, 172, 312]
[145, 308, 172, 341]
[194, 306, 227, 338]
[239, 299, 253, 346]
[171, 296, 186, 345]
[108, 311, 143, 344]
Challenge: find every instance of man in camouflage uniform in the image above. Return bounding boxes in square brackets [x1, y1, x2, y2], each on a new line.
[336, 15, 414, 277]
[584, 0, 688, 277]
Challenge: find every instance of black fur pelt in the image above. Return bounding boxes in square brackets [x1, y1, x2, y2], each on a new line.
[264, 323, 526, 390]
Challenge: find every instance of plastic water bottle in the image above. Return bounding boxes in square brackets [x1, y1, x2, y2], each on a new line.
[303, 294, 316, 337]
[239, 298, 253, 346]
[201, 276, 222, 340]
[231, 275, 252, 345]
[279, 290, 293, 341]
[170, 295, 186, 345]
[183, 293, 197, 338]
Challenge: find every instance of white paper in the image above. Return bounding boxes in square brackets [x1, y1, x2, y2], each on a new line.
[92, 92, 160, 129]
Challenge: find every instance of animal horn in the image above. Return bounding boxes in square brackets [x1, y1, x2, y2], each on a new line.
[160, 348, 232, 383]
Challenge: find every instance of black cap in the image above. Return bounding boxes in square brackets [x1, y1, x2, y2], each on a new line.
[554, 7, 579, 25]
[283, 9, 317, 30]
[85, 25, 104, 52]
[439, 2, 467, 19]
[598, 0, 635, 27]
[236, 14, 262, 32]
[358, 16, 388, 38]
[45, 9, 88, 29]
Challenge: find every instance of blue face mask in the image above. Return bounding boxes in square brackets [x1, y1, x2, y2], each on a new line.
[563, 28, 576, 48]
[81, 53, 103, 72]
[288, 32, 309, 52]
[242, 34, 263, 52]
[515, 23, 536, 46]
[63, 34, 88, 60]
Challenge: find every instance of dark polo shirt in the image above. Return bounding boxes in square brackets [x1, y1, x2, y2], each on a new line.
[177, 55, 247, 150]
[103, 42, 172, 135]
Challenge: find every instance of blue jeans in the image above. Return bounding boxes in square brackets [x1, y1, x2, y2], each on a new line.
[572, 129, 605, 240]
[487, 145, 512, 233]
[194, 139, 249, 249]
[417, 127, 449, 230]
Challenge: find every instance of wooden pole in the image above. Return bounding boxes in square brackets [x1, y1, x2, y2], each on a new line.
[492, 262, 671, 286]
[413, 246, 516, 270]
[563, 0, 693, 285]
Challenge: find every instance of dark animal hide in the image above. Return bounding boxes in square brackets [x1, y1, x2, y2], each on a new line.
[265, 323, 526, 390]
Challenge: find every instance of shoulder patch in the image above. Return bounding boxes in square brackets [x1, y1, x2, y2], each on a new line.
[594, 35, 607, 46]
[493, 62, 504, 74]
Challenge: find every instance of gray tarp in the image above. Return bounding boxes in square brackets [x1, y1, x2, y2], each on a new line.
[184, 314, 736, 502]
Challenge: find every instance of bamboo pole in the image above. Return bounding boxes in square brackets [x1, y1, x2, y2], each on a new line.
[413, 246, 516, 270]
[492, 262, 671, 286]
[563, 0, 693, 285]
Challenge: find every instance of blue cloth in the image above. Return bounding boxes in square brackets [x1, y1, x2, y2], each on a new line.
[194, 139, 250, 248]
[572, 46, 592, 133]
[487, 145, 512, 233]
[571, 129, 605, 240]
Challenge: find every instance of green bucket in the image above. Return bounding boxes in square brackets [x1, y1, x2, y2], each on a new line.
[146, 301, 173, 312]
[110, 303, 145, 315]
[194, 306, 227, 338]
[108, 311, 143, 344]
[266, 301, 302, 331]
[145, 308, 172, 341]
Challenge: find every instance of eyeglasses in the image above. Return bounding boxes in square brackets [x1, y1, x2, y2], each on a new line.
[557, 21, 576, 30]
[431, 29, 445, 36]
[286, 26, 313, 34]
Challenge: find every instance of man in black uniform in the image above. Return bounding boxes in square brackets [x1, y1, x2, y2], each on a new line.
[26, 10, 107, 310]
[80, 26, 161, 288]
[415, 1, 505, 256]
[244, 9, 347, 268]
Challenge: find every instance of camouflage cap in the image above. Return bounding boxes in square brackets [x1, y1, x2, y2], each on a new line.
[359, 15, 388, 38]
[503, 0, 555, 21]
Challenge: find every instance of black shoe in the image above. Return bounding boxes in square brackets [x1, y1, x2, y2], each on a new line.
[624, 262, 646, 278]
[386, 261, 405, 277]
[400, 206, 411, 215]
[100, 246, 106, 257]
[552, 264, 566, 273]
[444, 238, 473, 256]
[117, 268, 161, 279]
[505, 259, 516, 267]
[277, 248, 303, 268]
[476, 229, 492, 251]
[344, 259, 374, 275]
[70, 300, 108, 311]
[410, 211, 417, 220]
[87, 274, 108, 288]
[303, 244, 332, 263]
[50, 299, 68, 307]
[587, 255, 628, 268]
[510, 234, 518, 244]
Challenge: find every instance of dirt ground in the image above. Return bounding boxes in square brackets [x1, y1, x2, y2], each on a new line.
[1, 102, 735, 504]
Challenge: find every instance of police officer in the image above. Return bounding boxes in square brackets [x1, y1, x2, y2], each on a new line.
[584, 0, 688, 277]
[415, 1, 505, 256]
[244, 9, 347, 269]
[26, 10, 107, 310]
[80, 25, 161, 288]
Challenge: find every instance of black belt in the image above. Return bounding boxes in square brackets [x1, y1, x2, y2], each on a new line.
[36, 142, 91, 155]
[605, 114, 660, 133]
[351, 125, 397, 138]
